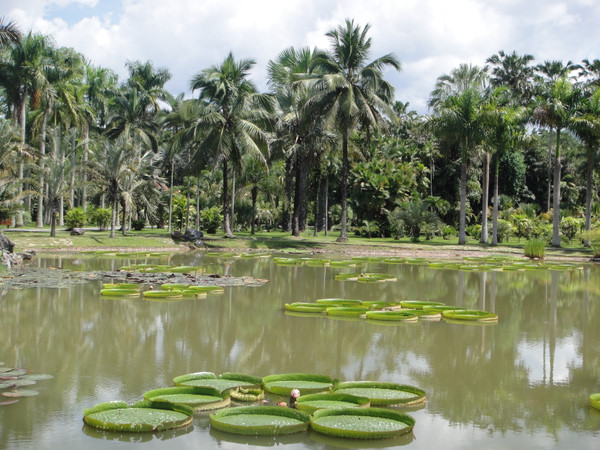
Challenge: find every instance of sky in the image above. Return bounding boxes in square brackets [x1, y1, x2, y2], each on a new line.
[4, 0, 600, 113]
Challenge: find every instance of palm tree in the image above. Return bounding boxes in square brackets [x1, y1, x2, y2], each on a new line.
[429, 64, 488, 245]
[190, 52, 273, 238]
[0, 17, 21, 47]
[0, 119, 26, 222]
[311, 19, 401, 241]
[486, 50, 535, 104]
[43, 126, 71, 236]
[532, 77, 583, 247]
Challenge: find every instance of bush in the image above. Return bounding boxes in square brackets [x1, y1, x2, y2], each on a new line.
[496, 219, 513, 242]
[64, 207, 87, 229]
[581, 229, 600, 257]
[466, 224, 481, 240]
[200, 207, 223, 234]
[442, 225, 456, 240]
[131, 218, 146, 231]
[560, 216, 583, 243]
[524, 239, 546, 259]
[88, 208, 111, 230]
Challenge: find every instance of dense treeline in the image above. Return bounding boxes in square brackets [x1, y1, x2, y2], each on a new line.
[0, 17, 598, 247]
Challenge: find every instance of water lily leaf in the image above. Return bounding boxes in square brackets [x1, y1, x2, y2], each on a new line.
[10, 379, 37, 387]
[0, 367, 14, 374]
[0, 399, 19, 406]
[2, 389, 39, 397]
[0, 382, 16, 390]
[2, 369, 27, 377]
[21, 374, 54, 381]
[209, 406, 310, 436]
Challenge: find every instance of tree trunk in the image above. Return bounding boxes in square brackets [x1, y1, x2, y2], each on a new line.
[70, 132, 76, 208]
[479, 152, 490, 244]
[82, 122, 89, 211]
[551, 129, 562, 247]
[491, 158, 500, 246]
[15, 95, 27, 227]
[546, 128, 553, 212]
[50, 209, 57, 237]
[185, 175, 191, 230]
[458, 146, 468, 245]
[230, 170, 236, 231]
[110, 199, 117, 238]
[195, 177, 201, 230]
[222, 159, 234, 238]
[37, 108, 49, 227]
[251, 186, 257, 235]
[282, 155, 293, 232]
[583, 147, 593, 247]
[337, 130, 349, 242]
[59, 197, 64, 226]
[121, 198, 127, 236]
[168, 161, 174, 233]
[292, 150, 307, 237]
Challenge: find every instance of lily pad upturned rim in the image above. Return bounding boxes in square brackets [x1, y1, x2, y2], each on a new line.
[83, 400, 194, 432]
[333, 381, 426, 406]
[230, 387, 265, 402]
[590, 393, 600, 410]
[173, 372, 262, 392]
[209, 405, 310, 436]
[365, 310, 419, 322]
[296, 393, 370, 413]
[284, 303, 327, 313]
[262, 373, 333, 395]
[325, 306, 370, 317]
[441, 309, 498, 322]
[310, 407, 415, 440]
[399, 300, 446, 310]
[143, 386, 230, 411]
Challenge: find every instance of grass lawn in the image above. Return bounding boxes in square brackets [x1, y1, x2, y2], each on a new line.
[2, 226, 594, 262]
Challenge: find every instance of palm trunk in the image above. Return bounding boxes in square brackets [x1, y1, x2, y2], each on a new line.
[546, 128, 553, 212]
[15, 95, 27, 227]
[50, 208, 57, 237]
[121, 198, 127, 236]
[82, 122, 89, 211]
[292, 149, 307, 237]
[583, 147, 593, 247]
[70, 133, 76, 208]
[337, 129, 349, 242]
[195, 178, 201, 230]
[110, 199, 117, 238]
[168, 161, 174, 233]
[185, 175, 191, 230]
[222, 159, 234, 238]
[491, 158, 500, 246]
[479, 152, 490, 244]
[282, 155, 293, 232]
[458, 144, 468, 245]
[551, 129, 562, 247]
[37, 108, 49, 227]
[250, 186, 257, 235]
[230, 170, 236, 231]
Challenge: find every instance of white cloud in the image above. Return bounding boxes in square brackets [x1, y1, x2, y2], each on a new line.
[6, 0, 600, 113]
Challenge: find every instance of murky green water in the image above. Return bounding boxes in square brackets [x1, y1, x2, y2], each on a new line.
[1, 253, 599, 449]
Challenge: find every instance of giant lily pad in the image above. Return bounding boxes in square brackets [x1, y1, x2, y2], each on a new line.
[310, 407, 415, 440]
[2, 389, 39, 397]
[399, 300, 445, 310]
[325, 306, 370, 317]
[589, 393, 600, 411]
[262, 373, 333, 395]
[173, 372, 262, 393]
[143, 386, 230, 411]
[333, 381, 426, 406]
[296, 393, 370, 414]
[83, 400, 193, 432]
[284, 303, 327, 313]
[209, 406, 310, 436]
[442, 309, 498, 322]
[365, 310, 419, 322]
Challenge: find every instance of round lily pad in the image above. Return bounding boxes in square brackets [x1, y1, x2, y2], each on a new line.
[326, 306, 370, 317]
[399, 300, 445, 310]
[590, 393, 600, 411]
[143, 386, 230, 411]
[296, 393, 370, 414]
[262, 373, 333, 395]
[21, 374, 54, 381]
[9, 379, 37, 387]
[442, 309, 498, 322]
[310, 407, 415, 439]
[83, 400, 193, 432]
[284, 303, 327, 313]
[333, 382, 426, 406]
[1, 369, 27, 377]
[174, 372, 262, 393]
[316, 298, 363, 307]
[209, 406, 310, 436]
[365, 310, 419, 322]
[2, 389, 39, 397]
[100, 288, 140, 297]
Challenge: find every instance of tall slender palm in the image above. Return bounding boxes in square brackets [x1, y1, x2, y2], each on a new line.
[43, 126, 71, 236]
[311, 19, 401, 241]
[429, 64, 488, 244]
[0, 119, 25, 221]
[268, 46, 325, 236]
[124, 60, 171, 115]
[190, 52, 273, 238]
[570, 87, 600, 244]
[532, 77, 583, 247]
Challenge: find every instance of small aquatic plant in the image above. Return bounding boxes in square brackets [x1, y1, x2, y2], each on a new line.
[524, 239, 546, 259]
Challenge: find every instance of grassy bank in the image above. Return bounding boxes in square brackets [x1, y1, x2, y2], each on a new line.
[2, 227, 595, 262]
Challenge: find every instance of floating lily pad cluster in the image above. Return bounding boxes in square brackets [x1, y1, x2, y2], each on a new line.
[204, 252, 272, 259]
[0, 363, 53, 405]
[100, 283, 224, 301]
[118, 264, 205, 274]
[83, 371, 422, 440]
[335, 272, 398, 283]
[285, 298, 498, 323]
[80, 250, 166, 257]
[428, 256, 584, 272]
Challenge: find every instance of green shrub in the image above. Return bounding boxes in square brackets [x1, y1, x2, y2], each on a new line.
[131, 218, 146, 231]
[524, 239, 546, 259]
[496, 219, 513, 242]
[88, 208, 111, 230]
[200, 207, 223, 234]
[581, 229, 600, 257]
[466, 224, 481, 240]
[441, 225, 456, 240]
[560, 217, 583, 243]
[64, 207, 87, 229]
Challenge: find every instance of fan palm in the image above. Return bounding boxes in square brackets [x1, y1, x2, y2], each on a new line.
[0, 17, 21, 47]
[310, 19, 401, 241]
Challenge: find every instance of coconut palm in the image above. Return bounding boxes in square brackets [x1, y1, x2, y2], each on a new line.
[190, 52, 273, 238]
[486, 50, 535, 104]
[310, 19, 401, 241]
[532, 77, 583, 247]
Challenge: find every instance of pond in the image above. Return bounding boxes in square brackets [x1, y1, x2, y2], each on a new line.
[1, 252, 599, 449]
